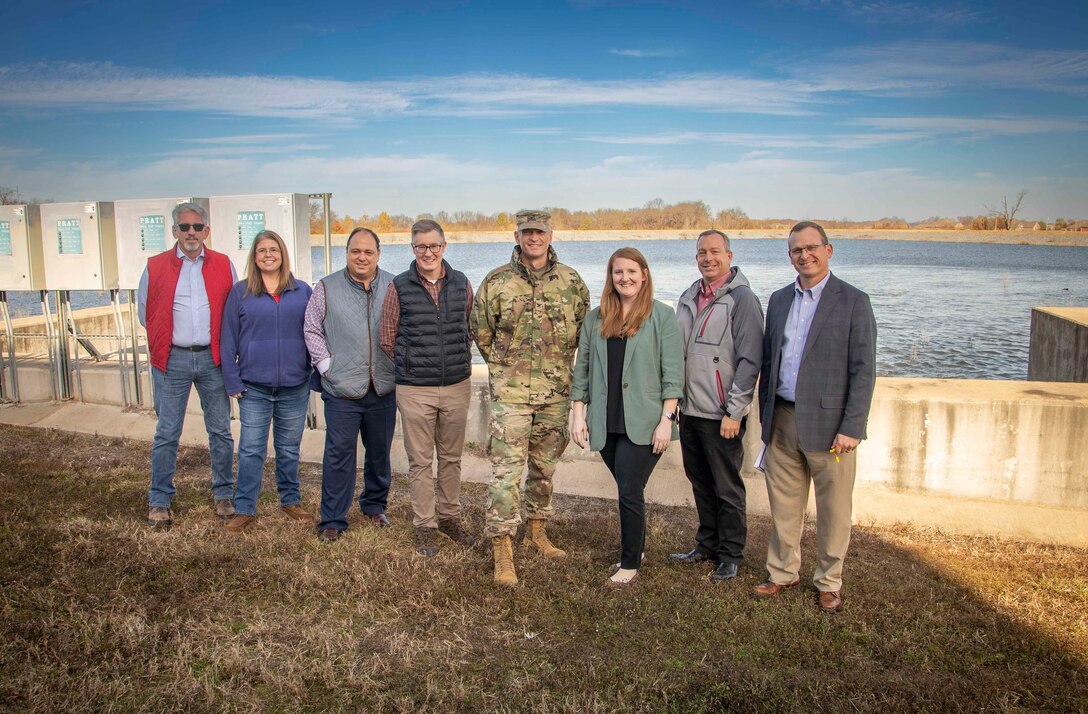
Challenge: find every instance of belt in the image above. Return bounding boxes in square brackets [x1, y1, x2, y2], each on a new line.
[775, 396, 795, 407]
[173, 344, 210, 352]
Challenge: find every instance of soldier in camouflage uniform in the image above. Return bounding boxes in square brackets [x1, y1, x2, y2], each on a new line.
[469, 209, 590, 586]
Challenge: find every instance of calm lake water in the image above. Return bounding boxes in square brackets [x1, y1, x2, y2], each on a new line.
[6, 239, 1087, 381]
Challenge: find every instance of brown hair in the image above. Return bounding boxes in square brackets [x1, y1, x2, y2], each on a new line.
[245, 230, 295, 297]
[598, 247, 654, 339]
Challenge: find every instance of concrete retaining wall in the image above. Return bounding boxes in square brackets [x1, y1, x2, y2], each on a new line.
[1029, 307, 1088, 382]
[2, 356, 1087, 547]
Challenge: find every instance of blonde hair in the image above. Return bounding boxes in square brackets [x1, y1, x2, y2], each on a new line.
[598, 247, 654, 339]
[245, 230, 295, 297]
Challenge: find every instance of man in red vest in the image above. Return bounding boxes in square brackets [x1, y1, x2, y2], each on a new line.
[137, 202, 237, 529]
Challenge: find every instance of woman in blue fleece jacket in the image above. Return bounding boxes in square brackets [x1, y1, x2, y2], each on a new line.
[220, 230, 313, 532]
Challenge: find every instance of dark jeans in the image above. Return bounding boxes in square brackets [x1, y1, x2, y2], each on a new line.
[679, 414, 747, 564]
[601, 432, 662, 570]
[319, 387, 396, 532]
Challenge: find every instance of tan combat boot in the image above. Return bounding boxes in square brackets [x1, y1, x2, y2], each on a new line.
[492, 535, 518, 587]
[523, 518, 566, 558]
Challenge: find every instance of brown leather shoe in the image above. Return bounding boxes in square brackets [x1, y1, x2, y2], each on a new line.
[280, 504, 311, 521]
[225, 515, 256, 533]
[147, 506, 172, 529]
[214, 499, 235, 520]
[318, 528, 340, 543]
[818, 590, 844, 611]
[753, 579, 800, 597]
[439, 518, 477, 547]
[368, 513, 391, 528]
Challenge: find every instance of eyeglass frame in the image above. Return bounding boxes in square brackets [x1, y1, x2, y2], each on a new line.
[411, 242, 446, 255]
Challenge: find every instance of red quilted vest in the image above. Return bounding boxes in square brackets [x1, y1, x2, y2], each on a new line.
[145, 244, 234, 371]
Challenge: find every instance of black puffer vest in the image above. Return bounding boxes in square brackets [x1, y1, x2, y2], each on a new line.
[393, 260, 472, 386]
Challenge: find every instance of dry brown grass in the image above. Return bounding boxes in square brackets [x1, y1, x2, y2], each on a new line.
[1, 424, 1086, 712]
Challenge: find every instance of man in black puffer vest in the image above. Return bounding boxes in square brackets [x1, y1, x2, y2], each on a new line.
[381, 219, 477, 557]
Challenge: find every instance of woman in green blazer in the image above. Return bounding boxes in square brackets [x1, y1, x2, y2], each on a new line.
[571, 247, 684, 585]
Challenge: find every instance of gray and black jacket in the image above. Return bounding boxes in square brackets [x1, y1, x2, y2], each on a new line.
[676, 266, 764, 420]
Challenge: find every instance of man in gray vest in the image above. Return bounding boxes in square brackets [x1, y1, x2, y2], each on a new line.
[304, 227, 396, 542]
[380, 219, 476, 557]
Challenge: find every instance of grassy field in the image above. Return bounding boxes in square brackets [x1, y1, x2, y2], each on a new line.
[1, 424, 1086, 712]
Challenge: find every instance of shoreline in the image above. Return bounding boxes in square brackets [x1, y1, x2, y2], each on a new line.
[310, 228, 1088, 248]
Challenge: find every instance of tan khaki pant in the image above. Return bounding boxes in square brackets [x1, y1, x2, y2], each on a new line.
[396, 379, 472, 529]
[764, 401, 856, 592]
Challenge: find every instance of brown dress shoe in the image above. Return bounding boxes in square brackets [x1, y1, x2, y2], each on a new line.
[214, 499, 235, 520]
[753, 579, 800, 597]
[318, 528, 340, 543]
[818, 590, 844, 611]
[147, 506, 172, 529]
[280, 504, 311, 521]
[369, 513, 391, 528]
[225, 515, 256, 533]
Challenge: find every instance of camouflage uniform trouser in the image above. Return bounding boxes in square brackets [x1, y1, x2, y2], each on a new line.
[484, 399, 570, 538]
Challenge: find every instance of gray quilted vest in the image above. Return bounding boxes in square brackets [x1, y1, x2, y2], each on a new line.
[320, 268, 395, 399]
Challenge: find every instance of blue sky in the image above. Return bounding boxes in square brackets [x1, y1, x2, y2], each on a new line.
[1, 0, 1086, 221]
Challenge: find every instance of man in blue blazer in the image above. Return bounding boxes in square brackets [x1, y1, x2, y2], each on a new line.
[755, 221, 877, 611]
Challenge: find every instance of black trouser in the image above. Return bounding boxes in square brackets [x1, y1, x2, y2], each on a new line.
[679, 414, 747, 564]
[601, 432, 663, 570]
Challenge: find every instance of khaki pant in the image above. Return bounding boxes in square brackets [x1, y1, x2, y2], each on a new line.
[764, 401, 856, 592]
[396, 379, 472, 529]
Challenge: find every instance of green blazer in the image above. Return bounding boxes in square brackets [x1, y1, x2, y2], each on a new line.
[570, 300, 685, 451]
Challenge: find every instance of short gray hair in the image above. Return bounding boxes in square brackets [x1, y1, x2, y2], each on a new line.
[411, 219, 445, 243]
[696, 229, 730, 251]
[172, 201, 208, 226]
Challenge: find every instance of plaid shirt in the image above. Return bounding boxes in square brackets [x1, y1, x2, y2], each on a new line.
[380, 267, 474, 357]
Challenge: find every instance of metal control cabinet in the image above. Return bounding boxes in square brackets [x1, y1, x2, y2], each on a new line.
[114, 197, 210, 290]
[39, 202, 119, 290]
[0, 204, 46, 290]
[209, 194, 312, 282]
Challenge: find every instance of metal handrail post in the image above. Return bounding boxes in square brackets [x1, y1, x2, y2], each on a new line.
[0, 292, 19, 403]
[63, 292, 84, 402]
[111, 289, 130, 407]
[41, 290, 59, 400]
[128, 290, 144, 406]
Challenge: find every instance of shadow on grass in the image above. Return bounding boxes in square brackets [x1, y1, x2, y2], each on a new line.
[0, 424, 1085, 712]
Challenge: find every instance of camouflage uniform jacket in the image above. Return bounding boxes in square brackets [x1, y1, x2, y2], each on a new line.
[471, 245, 590, 405]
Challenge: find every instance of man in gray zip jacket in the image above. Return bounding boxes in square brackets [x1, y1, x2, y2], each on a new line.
[304, 227, 397, 542]
[671, 230, 764, 581]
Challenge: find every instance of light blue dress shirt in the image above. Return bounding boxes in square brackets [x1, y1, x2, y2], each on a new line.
[136, 246, 237, 348]
[776, 271, 831, 401]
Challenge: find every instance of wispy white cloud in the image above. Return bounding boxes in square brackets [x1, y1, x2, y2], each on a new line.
[855, 116, 1088, 136]
[770, 0, 984, 25]
[580, 130, 923, 149]
[511, 128, 564, 135]
[5, 149, 1084, 221]
[609, 48, 684, 58]
[180, 133, 314, 145]
[0, 62, 820, 120]
[780, 42, 1088, 96]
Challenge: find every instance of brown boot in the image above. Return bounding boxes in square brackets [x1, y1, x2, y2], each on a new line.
[492, 535, 518, 587]
[523, 518, 566, 558]
[225, 514, 256, 533]
[439, 518, 477, 547]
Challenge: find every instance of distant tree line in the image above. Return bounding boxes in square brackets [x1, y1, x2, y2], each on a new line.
[311, 195, 1085, 234]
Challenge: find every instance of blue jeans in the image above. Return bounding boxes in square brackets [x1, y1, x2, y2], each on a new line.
[149, 347, 235, 508]
[319, 387, 396, 532]
[234, 380, 310, 516]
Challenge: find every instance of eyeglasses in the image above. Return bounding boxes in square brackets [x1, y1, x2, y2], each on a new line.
[412, 243, 444, 255]
[789, 244, 826, 258]
[176, 223, 206, 232]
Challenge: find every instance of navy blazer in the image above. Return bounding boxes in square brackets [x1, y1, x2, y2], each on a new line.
[758, 273, 877, 451]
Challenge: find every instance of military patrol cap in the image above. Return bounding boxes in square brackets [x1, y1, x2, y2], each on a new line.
[515, 209, 552, 232]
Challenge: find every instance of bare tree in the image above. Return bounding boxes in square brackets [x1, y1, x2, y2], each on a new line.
[985, 190, 1027, 231]
[0, 186, 20, 205]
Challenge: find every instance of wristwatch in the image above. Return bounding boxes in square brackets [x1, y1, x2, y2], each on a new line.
[662, 410, 677, 421]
